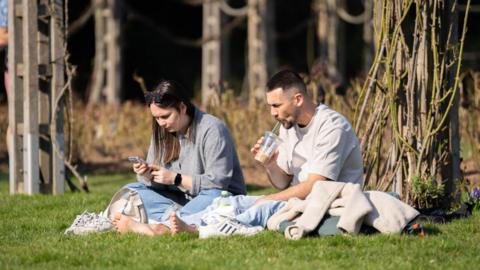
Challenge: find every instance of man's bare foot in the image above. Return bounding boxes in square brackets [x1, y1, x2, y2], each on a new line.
[169, 211, 198, 234]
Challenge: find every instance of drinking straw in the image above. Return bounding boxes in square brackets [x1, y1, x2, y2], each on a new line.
[271, 121, 280, 133]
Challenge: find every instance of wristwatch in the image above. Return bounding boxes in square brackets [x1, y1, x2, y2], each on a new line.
[174, 173, 182, 186]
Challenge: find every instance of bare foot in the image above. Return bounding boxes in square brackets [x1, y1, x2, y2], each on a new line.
[150, 224, 171, 235]
[112, 213, 166, 236]
[112, 212, 123, 224]
[169, 211, 198, 234]
[112, 213, 133, 234]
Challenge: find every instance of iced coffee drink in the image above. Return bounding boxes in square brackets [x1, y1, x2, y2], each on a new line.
[255, 131, 282, 163]
[255, 152, 270, 163]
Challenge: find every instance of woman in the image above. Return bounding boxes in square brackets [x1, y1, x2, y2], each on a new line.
[113, 80, 246, 235]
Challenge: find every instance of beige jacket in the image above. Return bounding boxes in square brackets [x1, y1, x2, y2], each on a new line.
[267, 181, 419, 240]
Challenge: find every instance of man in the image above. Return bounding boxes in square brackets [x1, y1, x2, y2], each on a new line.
[251, 69, 364, 206]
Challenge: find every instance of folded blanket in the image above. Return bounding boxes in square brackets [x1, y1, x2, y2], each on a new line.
[267, 181, 420, 240]
[363, 191, 419, 233]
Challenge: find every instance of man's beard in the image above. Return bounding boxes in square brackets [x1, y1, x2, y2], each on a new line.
[280, 109, 299, 129]
[282, 120, 294, 129]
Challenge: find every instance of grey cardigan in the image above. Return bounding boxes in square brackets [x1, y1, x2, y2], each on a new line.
[139, 108, 246, 196]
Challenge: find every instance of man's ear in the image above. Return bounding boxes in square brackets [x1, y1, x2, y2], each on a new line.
[294, 93, 304, 107]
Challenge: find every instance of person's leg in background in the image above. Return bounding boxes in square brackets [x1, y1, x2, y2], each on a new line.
[172, 194, 260, 229]
[235, 200, 286, 228]
[169, 195, 279, 234]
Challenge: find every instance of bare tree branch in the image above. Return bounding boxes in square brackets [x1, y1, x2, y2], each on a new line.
[336, 6, 370, 24]
[68, 2, 94, 35]
[125, 2, 245, 48]
[220, 1, 247, 17]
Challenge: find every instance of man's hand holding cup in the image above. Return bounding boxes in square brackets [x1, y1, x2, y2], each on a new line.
[251, 132, 281, 166]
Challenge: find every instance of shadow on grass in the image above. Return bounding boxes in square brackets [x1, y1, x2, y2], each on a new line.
[246, 183, 270, 192]
[86, 175, 134, 188]
[77, 161, 133, 175]
[423, 224, 442, 235]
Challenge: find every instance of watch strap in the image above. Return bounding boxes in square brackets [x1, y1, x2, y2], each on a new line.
[174, 173, 182, 186]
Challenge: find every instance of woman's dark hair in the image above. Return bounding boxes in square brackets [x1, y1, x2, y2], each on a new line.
[145, 80, 195, 164]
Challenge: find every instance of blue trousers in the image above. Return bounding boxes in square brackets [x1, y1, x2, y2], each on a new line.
[179, 195, 286, 228]
[125, 182, 223, 223]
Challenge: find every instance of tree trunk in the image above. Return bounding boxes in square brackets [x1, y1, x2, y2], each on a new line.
[201, 0, 222, 108]
[89, 0, 106, 104]
[105, 0, 122, 105]
[315, 0, 344, 84]
[356, 0, 465, 208]
[89, 0, 122, 106]
[362, 0, 374, 71]
[247, 0, 268, 105]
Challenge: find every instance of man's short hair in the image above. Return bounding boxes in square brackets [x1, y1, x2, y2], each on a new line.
[266, 70, 307, 94]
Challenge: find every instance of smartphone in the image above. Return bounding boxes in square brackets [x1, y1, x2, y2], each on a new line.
[128, 156, 147, 164]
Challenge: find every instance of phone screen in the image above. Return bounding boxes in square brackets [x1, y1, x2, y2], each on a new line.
[128, 156, 146, 164]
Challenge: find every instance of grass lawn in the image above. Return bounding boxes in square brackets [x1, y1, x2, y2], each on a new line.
[1, 171, 479, 270]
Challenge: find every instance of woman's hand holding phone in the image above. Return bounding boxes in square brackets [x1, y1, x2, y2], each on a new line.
[133, 162, 149, 174]
[129, 156, 152, 180]
[149, 164, 176, 185]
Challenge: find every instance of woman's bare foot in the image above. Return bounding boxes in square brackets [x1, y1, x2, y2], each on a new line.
[112, 213, 133, 234]
[112, 213, 166, 236]
[169, 211, 198, 234]
[150, 224, 171, 235]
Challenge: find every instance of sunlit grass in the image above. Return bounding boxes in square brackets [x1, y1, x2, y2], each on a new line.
[1, 172, 480, 269]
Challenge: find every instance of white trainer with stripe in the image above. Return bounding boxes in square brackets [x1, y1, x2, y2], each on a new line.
[199, 215, 263, 239]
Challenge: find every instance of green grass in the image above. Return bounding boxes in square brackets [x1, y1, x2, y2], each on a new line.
[1, 172, 480, 269]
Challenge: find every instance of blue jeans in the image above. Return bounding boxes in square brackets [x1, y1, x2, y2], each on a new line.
[235, 199, 285, 227]
[125, 182, 223, 223]
[180, 195, 286, 228]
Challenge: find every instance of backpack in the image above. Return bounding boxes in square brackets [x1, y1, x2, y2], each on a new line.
[103, 187, 148, 223]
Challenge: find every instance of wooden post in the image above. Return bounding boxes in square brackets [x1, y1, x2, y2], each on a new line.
[51, 0, 65, 194]
[8, 0, 65, 195]
[38, 0, 52, 193]
[8, 0, 25, 194]
[201, 0, 221, 107]
[22, 0, 40, 195]
[247, 0, 268, 105]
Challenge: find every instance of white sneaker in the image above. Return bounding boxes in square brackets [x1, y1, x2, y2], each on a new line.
[199, 216, 263, 239]
[64, 211, 113, 235]
[201, 206, 236, 226]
